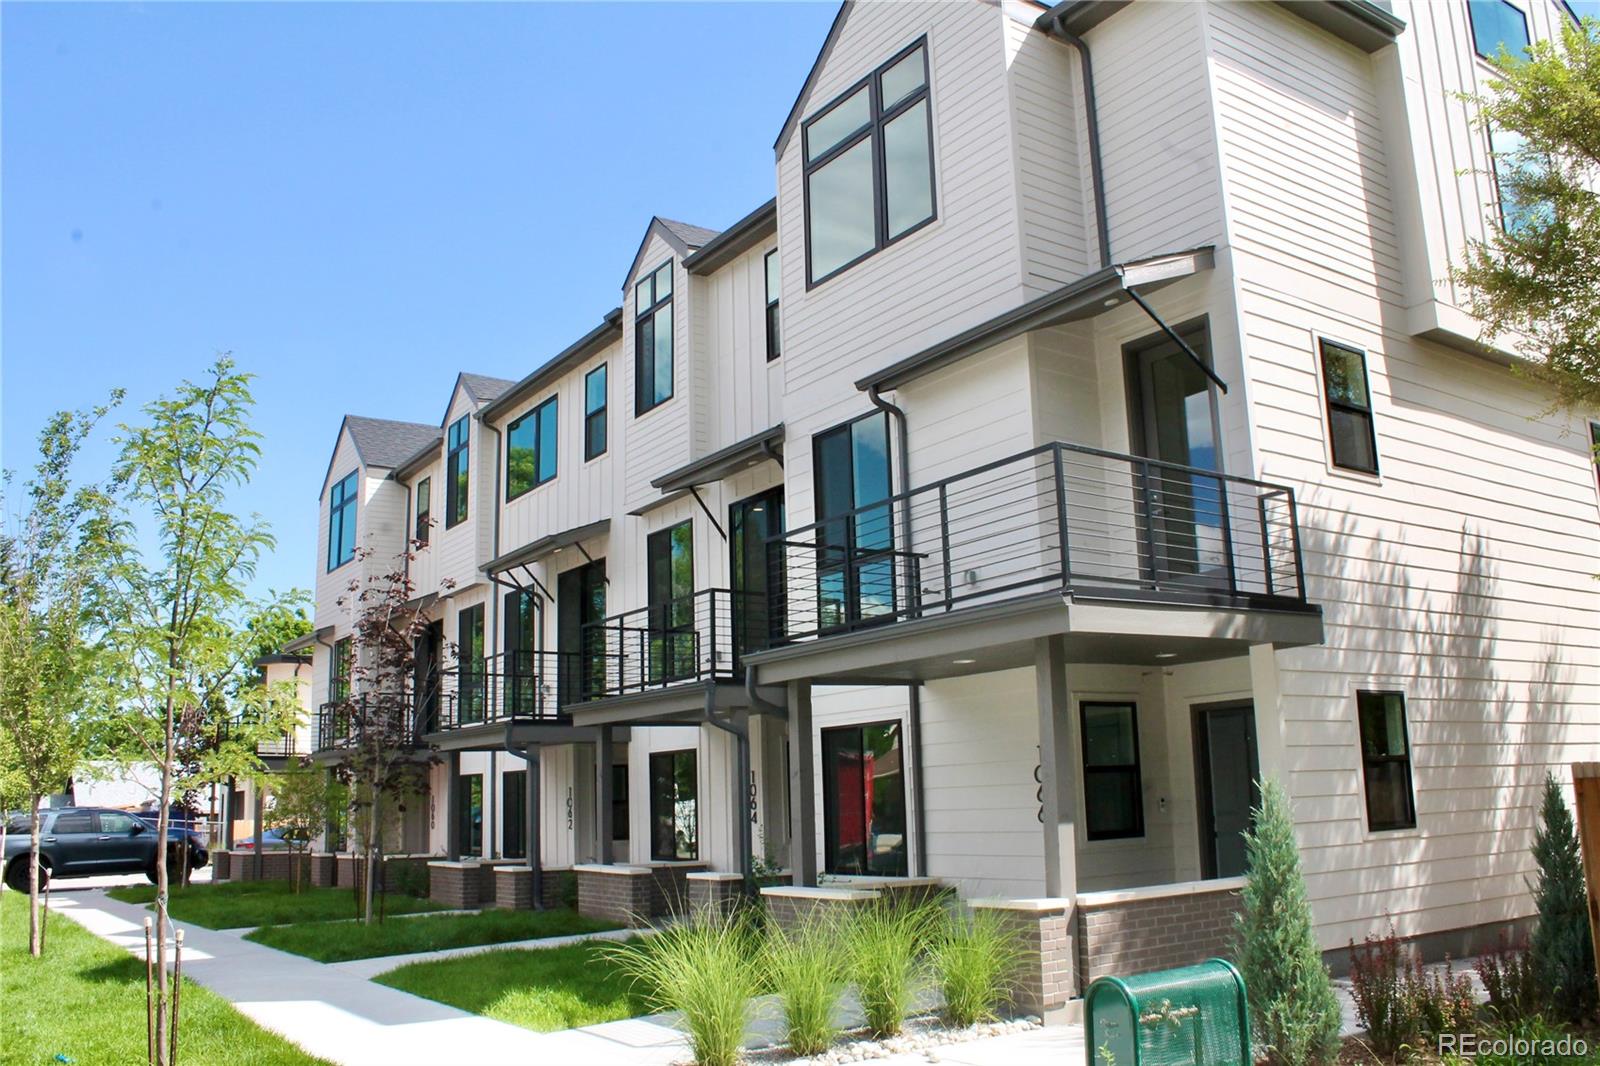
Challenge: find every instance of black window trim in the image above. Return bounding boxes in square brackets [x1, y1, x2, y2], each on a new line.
[801, 35, 937, 290]
[634, 259, 676, 417]
[505, 394, 559, 501]
[1355, 689, 1418, 833]
[445, 415, 470, 529]
[1079, 700, 1146, 842]
[1468, 0, 1531, 61]
[820, 718, 910, 876]
[326, 468, 359, 572]
[585, 363, 609, 461]
[648, 747, 699, 862]
[1318, 336, 1381, 476]
[764, 249, 782, 362]
[414, 475, 432, 546]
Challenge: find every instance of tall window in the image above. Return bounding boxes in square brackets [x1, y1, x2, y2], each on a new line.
[1590, 422, 1600, 492]
[803, 39, 935, 286]
[764, 250, 782, 361]
[730, 488, 785, 658]
[456, 773, 483, 856]
[649, 749, 698, 860]
[503, 770, 526, 859]
[1357, 691, 1417, 831]
[327, 470, 358, 571]
[458, 604, 485, 724]
[445, 416, 470, 528]
[635, 261, 674, 415]
[507, 396, 558, 499]
[647, 522, 695, 682]
[814, 412, 894, 630]
[1319, 339, 1379, 474]
[612, 763, 630, 843]
[1488, 123, 1540, 234]
[822, 721, 907, 876]
[585, 365, 608, 459]
[1080, 702, 1144, 840]
[1468, 0, 1530, 60]
[330, 637, 353, 703]
[414, 477, 431, 545]
[558, 559, 607, 704]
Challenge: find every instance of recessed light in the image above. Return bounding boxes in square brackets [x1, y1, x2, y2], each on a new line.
[551, 547, 563, 554]
[951, 658, 977, 665]
[1154, 652, 1177, 660]
[1103, 297, 1120, 307]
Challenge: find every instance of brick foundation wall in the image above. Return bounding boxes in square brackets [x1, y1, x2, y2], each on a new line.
[212, 850, 231, 881]
[647, 862, 706, 917]
[575, 865, 655, 927]
[229, 850, 293, 882]
[539, 867, 574, 910]
[308, 852, 336, 888]
[493, 866, 533, 910]
[760, 886, 880, 935]
[687, 872, 745, 915]
[1076, 879, 1245, 987]
[972, 899, 1074, 1019]
[428, 862, 483, 909]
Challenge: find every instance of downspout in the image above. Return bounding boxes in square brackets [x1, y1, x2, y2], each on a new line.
[704, 683, 753, 887]
[1049, 15, 1111, 269]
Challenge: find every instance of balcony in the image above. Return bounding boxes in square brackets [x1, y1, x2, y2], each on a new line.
[432, 651, 577, 731]
[580, 588, 761, 701]
[314, 693, 421, 753]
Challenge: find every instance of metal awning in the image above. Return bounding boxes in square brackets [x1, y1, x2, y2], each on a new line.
[482, 519, 610, 592]
[650, 425, 785, 493]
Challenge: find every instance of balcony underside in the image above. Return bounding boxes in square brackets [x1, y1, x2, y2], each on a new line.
[568, 677, 789, 728]
[422, 719, 614, 752]
[743, 589, 1323, 687]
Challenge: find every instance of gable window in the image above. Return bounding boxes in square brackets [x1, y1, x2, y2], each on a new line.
[414, 477, 432, 545]
[1468, 0, 1530, 61]
[327, 470, 358, 571]
[330, 637, 352, 703]
[1319, 339, 1379, 474]
[635, 261, 675, 415]
[585, 365, 608, 459]
[1080, 702, 1144, 840]
[765, 250, 782, 361]
[1357, 691, 1417, 831]
[649, 749, 698, 860]
[803, 38, 935, 286]
[507, 396, 558, 500]
[445, 416, 470, 528]
[821, 721, 908, 876]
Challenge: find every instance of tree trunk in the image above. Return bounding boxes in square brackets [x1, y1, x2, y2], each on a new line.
[28, 794, 42, 957]
[363, 778, 380, 926]
[153, 655, 178, 1066]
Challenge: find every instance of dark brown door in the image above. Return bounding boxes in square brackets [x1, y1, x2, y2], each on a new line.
[1194, 701, 1259, 879]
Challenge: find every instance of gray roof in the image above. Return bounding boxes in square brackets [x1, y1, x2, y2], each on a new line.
[657, 218, 720, 249]
[342, 415, 442, 470]
[459, 373, 516, 404]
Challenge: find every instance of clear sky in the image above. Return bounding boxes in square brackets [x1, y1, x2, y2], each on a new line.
[2, 0, 840, 601]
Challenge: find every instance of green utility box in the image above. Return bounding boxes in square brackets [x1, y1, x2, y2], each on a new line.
[1085, 958, 1250, 1066]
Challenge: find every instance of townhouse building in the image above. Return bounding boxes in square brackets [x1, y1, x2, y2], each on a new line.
[297, 0, 1600, 1008]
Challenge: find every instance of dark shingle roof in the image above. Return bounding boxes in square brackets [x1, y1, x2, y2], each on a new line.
[657, 218, 720, 249]
[459, 373, 516, 404]
[343, 416, 442, 470]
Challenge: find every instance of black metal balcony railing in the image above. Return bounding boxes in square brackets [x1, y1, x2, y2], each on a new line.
[767, 440, 1307, 645]
[581, 588, 754, 699]
[435, 651, 578, 731]
[255, 732, 300, 758]
[314, 693, 421, 752]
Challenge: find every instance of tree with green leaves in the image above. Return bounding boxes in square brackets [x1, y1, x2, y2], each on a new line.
[1530, 772, 1596, 1023]
[267, 762, 346, 893]
[0, 397, 123, 957]
[103, 357, 296, 1064]
[1455, 17, 1600, 409]
[1233, 778, 1343, 1065]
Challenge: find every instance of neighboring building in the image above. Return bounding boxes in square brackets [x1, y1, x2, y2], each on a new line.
[298, 0, 1600, 1004]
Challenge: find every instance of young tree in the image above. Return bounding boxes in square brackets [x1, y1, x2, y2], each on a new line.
[1530, 772, 1597, 1023]
[1233, 778, 1343, 1066]
[0, 398, 123, 956]
[105, 358, 294, 1064]
[267, 762, 345, 893]
[1455, 17, 1600, 409]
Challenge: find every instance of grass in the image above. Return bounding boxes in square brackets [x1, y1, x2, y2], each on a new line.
[765, 915, 848, 1057]
[107, 880, 446, 929]
[0, 890, 330, 1065]
[245, 906, 620, 962]
[845, 901, 940, 1038]
[932, 907, 1022, 1028]
[376, 939, 650, 1032]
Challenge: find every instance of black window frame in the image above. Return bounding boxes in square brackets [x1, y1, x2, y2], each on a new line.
[634, 260, 676, 417]
[612, 762, 629, 843]
[503, 770, 526, 859]
[457, 603, 485, 724]
[1079, 701, 1145, 841]
[812, 410, 896, 632]
[802, 36, 937, 288]
[820, 720, 909, 876]
[506, 395, 558, 501]
[456, 772, 484, 857]
[646, 520, 696, 683]
[1356, 690, 1418, 832]
[414, 476, 431, 545]
[327, 469, 358, 572]
[445, 416, 470, 528]
[585, 364, 608, 460]
[764, 249, 782, 361]
[1590, 422, 1600, 493]
[648, 748, 698, 861]
[1318, 338, 1380, 475]
[1468, 0, 1531, 61]
[330, 637, 352, 703]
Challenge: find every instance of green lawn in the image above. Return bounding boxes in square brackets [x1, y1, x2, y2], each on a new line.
[0, 890, 329, 1065]
[107, 880, 446, 929]
[245, 906, 621, 962]
[376, 939, 649, 1032]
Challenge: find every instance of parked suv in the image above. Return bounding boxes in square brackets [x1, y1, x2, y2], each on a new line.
[2, 807, 209, 891]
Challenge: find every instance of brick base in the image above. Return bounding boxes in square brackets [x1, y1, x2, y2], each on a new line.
[539, 867, 575, 910]
[760, 885, 880, 934]
[212, 851, 231, 881]
[428, 861, 484, 909]
[575, 865, 655, 927]
[972, 898, 1074, 1019]
[493, 866, 533, 910]
[308, 852, 336, 888]
[1075, 878, 1245, 987]
[229, 850, 293, 882]
[647, 861, 706, 917]
[687, 872, 745, 915]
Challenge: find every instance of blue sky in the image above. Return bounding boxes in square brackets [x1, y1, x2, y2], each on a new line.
[2, 1, 839, 602]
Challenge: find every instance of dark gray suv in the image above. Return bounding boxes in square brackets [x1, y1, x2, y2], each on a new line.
[2, 807, 209, 891]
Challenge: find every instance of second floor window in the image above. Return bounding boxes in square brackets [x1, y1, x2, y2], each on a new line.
[1319, 339, 1379, 474]
[414, 477, 431, 545]
[330, 637, 352, 703]
[635, 261, 674, 415]
[585, 365, 608, 459]
[803, 39, 935, 286]
[506, 396, 558, 499]
[1468, 0, 1529, 61]
[765, 250, 782, 360]
[327, 470, 357, 571]
[445, 416, 469, 528]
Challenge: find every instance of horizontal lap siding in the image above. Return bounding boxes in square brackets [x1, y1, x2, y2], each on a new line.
[703, 241, 783, 450]
[623, 235, 693, 514]
[1207, 2, 1600, 948]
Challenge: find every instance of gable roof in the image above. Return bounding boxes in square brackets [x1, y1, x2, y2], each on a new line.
[658, 218, 720, 248]
[460, 372, 516, 405]
[324, 415, 440, 493]
[683, 199, 778, 276]
[774, 1, 853, 160]
[623, 216, 719, 289]
[479, 308, 626, 425]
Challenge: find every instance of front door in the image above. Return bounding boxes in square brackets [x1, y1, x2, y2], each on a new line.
[558, 559, 606, 704]
[646, 523, 694, 683]
[503, 589, 538, 717]
[414, 621, 444, 734]
[730, 488, 785, 662]
[1194, 701, 1259, 879]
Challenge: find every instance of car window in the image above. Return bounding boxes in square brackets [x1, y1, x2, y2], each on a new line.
[98, 812, 139, 834]
[51, 813, 94, 834]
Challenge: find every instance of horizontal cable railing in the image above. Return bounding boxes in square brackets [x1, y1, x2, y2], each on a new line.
[581, 588, 756, 699]
[767, 440, 1306, 645]
[434, 650, 578, 730]
[314, 693, 421, 752]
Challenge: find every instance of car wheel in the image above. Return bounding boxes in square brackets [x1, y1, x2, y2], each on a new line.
[5, 857, 50, 893]
[145, 863, 160, 884]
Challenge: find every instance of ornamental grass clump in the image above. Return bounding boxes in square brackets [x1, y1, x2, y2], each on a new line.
[845, 900, 939, 1038]
[933, 907, 1022, 1028]
[765, 915, 847, 1056]
[603, 906, 761, 1066]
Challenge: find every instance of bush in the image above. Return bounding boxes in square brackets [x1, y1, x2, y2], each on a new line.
[845, 900, 939, 1038]
[1530, 773, 1596, 1024]
[933, 908, 1021, 1028]
[1233, 779, 1343, 1066]
[603, 906, 760, 1066]
[1477, 933, 1539, 1024]
[1417, 955, 1478, 1038]
[1349, 922, 1478, 1058]
[765, 916, 846, 1056]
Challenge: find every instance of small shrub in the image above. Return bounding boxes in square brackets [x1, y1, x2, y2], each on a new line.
[845, 900, 939, 1038]
[1530, 773, 1596, 1024]
[933, 908, 1022, 1028]
[1415, 955, 1477, 1037]
[1477, 933, 1539, 1023]
[1349, 925, 1417, 1058]
[1439, 1015, 1584, 1066]
[603, 906, 760, 1066]
[765, 916, 846, 1056]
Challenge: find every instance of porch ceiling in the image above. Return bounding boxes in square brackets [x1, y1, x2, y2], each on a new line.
[422, 721, 614, 752]
[567, 678, 788, 728]
[743, 592, 1323, 686]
